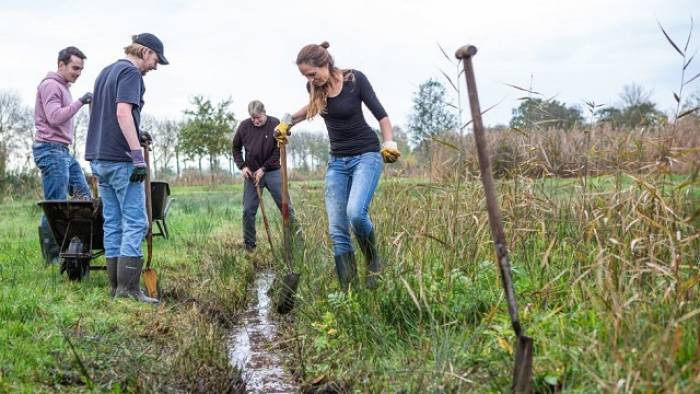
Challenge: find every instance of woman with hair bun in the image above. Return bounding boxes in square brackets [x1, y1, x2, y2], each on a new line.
[275, 41, 400, 291]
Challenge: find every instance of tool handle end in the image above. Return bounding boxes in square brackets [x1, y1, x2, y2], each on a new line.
[455, 45, 478, 59]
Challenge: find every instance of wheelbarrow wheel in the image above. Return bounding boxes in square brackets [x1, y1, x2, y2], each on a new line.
[63, 257, 90, 281]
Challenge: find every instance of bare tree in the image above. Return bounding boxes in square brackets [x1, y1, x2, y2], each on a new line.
[286, 130, 329, 173]
[71, 108, 89, 160]
[153, 119, 181, 178]
[139, 114, 159, 176]
[0, 90, 33, 175]
[619, 83, 653, 108]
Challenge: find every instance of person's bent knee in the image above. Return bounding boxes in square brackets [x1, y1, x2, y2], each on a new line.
[347, 208, 370, 230]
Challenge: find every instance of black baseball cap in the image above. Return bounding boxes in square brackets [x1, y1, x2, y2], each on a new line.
[133, 33, 169, 65]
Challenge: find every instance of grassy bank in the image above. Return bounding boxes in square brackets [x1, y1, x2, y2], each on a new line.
[0, 185, 252, 393]
[280, 172, 700, 392]
[2, 171, 698, 392]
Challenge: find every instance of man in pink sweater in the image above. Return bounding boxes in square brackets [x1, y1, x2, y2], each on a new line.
[33, 46, 93, 264]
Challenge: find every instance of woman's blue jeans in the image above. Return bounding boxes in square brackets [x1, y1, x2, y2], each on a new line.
[90, 160, 148, 258]
[325, 151, 383, 256]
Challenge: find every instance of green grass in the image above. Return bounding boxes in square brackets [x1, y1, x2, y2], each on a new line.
[279, 173, 700, 392]
[0, 185, 252, 393]
[1, 174, 698, 392]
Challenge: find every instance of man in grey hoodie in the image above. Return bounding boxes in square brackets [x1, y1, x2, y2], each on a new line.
[33, 46, 93, 264]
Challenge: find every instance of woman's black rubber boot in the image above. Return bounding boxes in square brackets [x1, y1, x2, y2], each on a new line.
[334, 252, 358, 291]
[357, 230, 382, 289]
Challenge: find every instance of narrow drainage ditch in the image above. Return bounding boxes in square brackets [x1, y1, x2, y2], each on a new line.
[228, 270, 297, 393]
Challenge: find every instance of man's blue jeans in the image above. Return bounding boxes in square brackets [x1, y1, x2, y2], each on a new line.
[33, 141, 91, 261]
[33, 141, 91, 201]
[90, 161, 148, 258]
[325, 152, 383, 256]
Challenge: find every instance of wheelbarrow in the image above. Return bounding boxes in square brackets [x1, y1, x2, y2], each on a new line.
[38, 181, 173, 282]
[150, 180, 174, 239]
[38, 199, 105, 281]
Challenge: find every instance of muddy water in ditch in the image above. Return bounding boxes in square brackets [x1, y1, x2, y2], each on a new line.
[228, 270, 296, 393]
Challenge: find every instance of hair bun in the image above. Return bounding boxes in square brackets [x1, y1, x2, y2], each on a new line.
[319, 41, 330, 49]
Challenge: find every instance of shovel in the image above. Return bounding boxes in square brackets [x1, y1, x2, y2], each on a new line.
[142, 141, 158, 298]
[275, 138, 300, 314]
[456, 45, 533, 393]
[255, 183, 275, 258]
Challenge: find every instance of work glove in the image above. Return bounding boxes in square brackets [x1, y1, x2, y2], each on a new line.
[274, 113, 293, 144]
[380, 141, 401, 163]
[128, 149, 148, 183]
[139, 131, 153, 147]
[79, 92, 93, 105]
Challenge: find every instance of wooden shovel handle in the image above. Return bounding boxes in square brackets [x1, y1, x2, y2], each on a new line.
[279, 142, 293, 272]
[255, 183, 275, 257]
[458, 45, 523, 336]
[143, 145, 153, 269]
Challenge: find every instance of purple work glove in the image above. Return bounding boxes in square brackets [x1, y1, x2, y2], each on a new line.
[128, 149, 147, 183]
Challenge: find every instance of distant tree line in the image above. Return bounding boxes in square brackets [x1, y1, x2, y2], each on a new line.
[1, 77, 698, 184]
[0, 90, 336, 183]
[405, 79, 700, 148]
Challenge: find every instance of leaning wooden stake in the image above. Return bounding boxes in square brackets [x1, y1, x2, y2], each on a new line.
[456, 45, 533, 394]
[275, 138, 299, 314]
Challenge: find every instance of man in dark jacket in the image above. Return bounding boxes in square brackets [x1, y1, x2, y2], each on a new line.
[232, 100, 296, 251]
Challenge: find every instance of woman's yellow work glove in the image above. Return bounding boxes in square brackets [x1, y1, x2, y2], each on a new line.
[380, 141, 400, 163]
[274, 113, 293, 144]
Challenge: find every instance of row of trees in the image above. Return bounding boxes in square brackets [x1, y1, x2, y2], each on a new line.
[140, 97, 335, 179]
[2, 76, 697, 181]
[510, 84, 670, 130]
[406, 79, 700, 149]
[0, 91, 337, 181]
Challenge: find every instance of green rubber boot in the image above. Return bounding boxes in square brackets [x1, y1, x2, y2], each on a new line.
[357, 230, 382, 289]
[106, 257, 118, 297]
[38, 225, 60, 264]
[334, 252, 358, 292]
[115, 257, 159, 304]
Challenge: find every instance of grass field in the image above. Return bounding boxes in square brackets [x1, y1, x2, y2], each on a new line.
[1, 171, 698, 392]
[0, 185, 251, 393]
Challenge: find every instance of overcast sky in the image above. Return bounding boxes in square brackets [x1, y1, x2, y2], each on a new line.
[2, 0, 698, 136]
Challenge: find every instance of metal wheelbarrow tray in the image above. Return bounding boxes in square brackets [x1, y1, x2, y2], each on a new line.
[38, 199, 106, 281]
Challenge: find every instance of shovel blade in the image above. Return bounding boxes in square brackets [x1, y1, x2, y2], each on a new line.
[512, 335, 533, 394]
[275, 272, 300, 314]
[142, 268, 159, 298]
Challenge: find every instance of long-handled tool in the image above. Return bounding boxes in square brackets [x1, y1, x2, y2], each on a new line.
[456, 45, 533, 393]
[255, 183, 275, 257]
[275, 121, 300, 314]
[142, 140, 158, 298]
